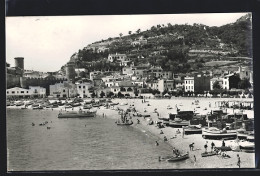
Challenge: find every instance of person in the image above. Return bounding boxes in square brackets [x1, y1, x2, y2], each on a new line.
[164, 136, 168, 142]
[160, 130, 164, 134]
[155, 141, 159, 146]
[182, 128, 185, 138]
[222, 139, 226, 147]
[204, 141, 208, 153]
[172, 147, 176, 155]
[211, 142, 215, 152]
[194, 155, 196, 162]
[175, 150, 180, 157]
[189, 143, 194, 151]
[237, 154, 241, 168]
[158, 156, 161, 162]
[137, 119, 140, 124]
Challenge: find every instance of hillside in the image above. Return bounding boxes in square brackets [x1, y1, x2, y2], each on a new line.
[62, 13, 252, 74]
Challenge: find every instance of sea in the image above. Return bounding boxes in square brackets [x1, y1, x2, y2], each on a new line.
[7, 108, 194, 171]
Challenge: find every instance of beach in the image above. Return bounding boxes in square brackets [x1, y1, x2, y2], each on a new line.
[7, 97, 255, 169]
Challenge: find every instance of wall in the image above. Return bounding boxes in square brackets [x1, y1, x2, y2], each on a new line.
[6, 74, 20, 88]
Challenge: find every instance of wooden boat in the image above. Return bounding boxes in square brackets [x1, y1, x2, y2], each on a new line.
[167, 153, 189, 162]
[239, 140, 255, 150]
[183, 125, 202, 135]
[201, 151, 217, 157]
[169, 118, 190, 128]
[83, 104, 92, 109]
[116, 121, 133, 126]
[215, 146, 232, 151]
[15, 101, 24, 106]
[58, 110, 96, 118]
[202, 127, 237, 139]
[71, 102, 82, 107]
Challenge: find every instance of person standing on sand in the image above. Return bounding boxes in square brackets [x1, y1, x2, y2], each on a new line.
[182, 127, 185, 138]
[211, 141, 215, 152]
[194, 155, 196, 162]
[237, 154, 241, 168]
[204, 141, 208, 153]
[155, 141, 159, 146]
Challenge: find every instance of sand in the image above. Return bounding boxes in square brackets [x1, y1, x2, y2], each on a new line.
[7, 97, 255, 168]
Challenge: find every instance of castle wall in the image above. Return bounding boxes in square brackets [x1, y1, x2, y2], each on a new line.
[6, 74, 20, 88]
[20, 77, 67, 95]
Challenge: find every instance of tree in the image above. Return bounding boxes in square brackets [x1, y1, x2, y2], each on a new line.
[91, 92, 96, 98]
[213, 81, 222, 89]
[136, 29, 141, 34]
[128, 31, 132, 35]
[119, 33, 123, 38]
[238, 78, 251, 89]
[100, 91, 105, 98]
[118, 92, 124, 98]
[107, 91, 114, 98]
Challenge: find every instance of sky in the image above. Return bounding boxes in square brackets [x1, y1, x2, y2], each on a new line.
[6, 13, 248, 72]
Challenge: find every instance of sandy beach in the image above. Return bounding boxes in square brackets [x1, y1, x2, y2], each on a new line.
[7, 97, 255, 168]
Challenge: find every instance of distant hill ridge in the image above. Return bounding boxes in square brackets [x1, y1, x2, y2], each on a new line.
[63, 13, 252, 73]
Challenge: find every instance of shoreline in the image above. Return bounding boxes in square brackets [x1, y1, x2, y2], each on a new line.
[6, 98, 255, 168]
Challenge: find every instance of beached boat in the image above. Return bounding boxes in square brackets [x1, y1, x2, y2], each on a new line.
[83, 104, 92, 109]
[110, 102, 119, 106]
[71, 102, 82, 107]
[202, 127, 237, 139]
[15, 101, 24, 106]
[239, 140, 254, 150]
[58, 110, 96, 118]
[183, 125, 202, 135]
[169, 118, 190, 128]
[201, 151, 217, 157]
[167, 153, 189, 162]
[116, 121, 133, 126]
[215, 146, 232, 151]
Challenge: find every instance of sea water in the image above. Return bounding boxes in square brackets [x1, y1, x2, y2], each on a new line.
[7, 108, 193, 171]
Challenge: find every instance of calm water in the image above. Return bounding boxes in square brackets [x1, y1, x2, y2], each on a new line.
[7, 108, 193, 171]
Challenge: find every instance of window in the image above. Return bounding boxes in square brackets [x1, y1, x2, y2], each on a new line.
[27, 91, 28, 93]
[83, 91, 85, 93]
[79, 86, 81, 88]
[63, 89, 66, 92]
[186, 86, 187, 89]
[114, 89, 116, 92]
[83, 86, 85, 89]
[21, 91, 24, 93]
[17, 91, 19, 93]
[186, 81, 187, 84]
[7, 91, 9, 94]
[12, 91, 15, 94]
[191, 86, 193, 89]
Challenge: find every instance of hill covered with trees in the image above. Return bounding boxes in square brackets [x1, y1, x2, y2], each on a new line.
[62, 13, 252, 74]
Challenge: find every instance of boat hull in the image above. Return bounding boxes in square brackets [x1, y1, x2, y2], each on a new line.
[167, 154, 189, 162]
[201, 151, 217, 157]
[202, 128, 237, 139]
[58, 112, 96, 118]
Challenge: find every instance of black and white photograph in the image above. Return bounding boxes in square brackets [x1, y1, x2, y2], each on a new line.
[5, 13, 254, 170]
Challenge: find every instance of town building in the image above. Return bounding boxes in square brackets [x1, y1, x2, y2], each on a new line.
[122, 67, 135, 76]
[184, 77, 194, 92]
[49, 82, 77, 98]
[6, 86, 46, 98]
[210, 77, 223, 90]
[158, 79, 175, 92]
[76, 81, 94, 98]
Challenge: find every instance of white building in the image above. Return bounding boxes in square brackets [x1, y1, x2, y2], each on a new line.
[108, 53, 127, 62]
[184, 77, 194, 92]
[76, 82, 94, 98]
[49, 82, 77, 98]
[6, 86, 46, 98]
[122, 67, 135, 76]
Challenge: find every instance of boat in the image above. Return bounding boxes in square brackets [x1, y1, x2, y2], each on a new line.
[83, 104, 92, 109]
[15, 101, 24, 106]
[71, 102, 82, 107]
[239, 140, 255, 150]
[116, 121, 133, 126]
[110, 102, 119, 106]
[202, 127, 237, 139]
[58, 110, 96, 118]
[201, 151, 217, 157]
[169, 118, 190, 128]
[167, 153, 189, 162]
[183, 125, 202, 135]
[215, 146, 232, 151]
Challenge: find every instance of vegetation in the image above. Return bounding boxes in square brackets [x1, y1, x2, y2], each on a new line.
[63, 14, 251, 75]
